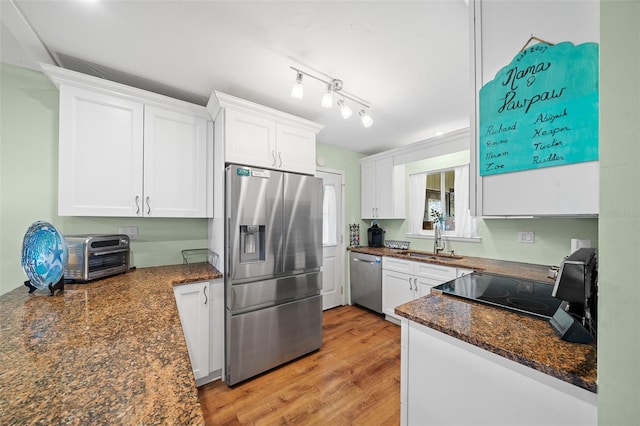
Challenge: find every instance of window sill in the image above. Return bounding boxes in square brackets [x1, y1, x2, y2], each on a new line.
[405, 233, 482, 243]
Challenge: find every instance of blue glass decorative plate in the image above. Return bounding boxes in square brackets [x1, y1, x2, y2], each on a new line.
[21, 221, 68, 290]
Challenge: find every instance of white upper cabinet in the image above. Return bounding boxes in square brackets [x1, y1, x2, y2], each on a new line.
[58, 85, 144, 217]
[360, 156, 405, 219]
[44, 64, 213, 218]
[208, 91, 323, 175]
[144, 106, 209, 217]
[470, 1, 599, 217]
[224, 108, 277, 170]
[275, 124, 316, 175]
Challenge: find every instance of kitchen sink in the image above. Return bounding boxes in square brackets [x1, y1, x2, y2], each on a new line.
[405, 251, 463, 261]
[407, 252, 438, 260]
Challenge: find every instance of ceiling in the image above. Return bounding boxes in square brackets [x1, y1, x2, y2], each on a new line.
[1, 0, 471, 155]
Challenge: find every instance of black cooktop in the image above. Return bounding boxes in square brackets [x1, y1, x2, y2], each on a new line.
[434, 272, 562, 319]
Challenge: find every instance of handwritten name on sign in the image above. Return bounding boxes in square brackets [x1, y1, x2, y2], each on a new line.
[479, 42, 599, 176]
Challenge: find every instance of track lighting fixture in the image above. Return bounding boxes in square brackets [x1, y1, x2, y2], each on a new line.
[290, 66, 373, 128]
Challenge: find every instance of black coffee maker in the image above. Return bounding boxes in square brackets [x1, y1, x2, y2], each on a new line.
[367, 222, 384, 247]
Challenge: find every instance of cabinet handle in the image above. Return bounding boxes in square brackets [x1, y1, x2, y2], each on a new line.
[272, 150, 277, 167]
[135, 196, 141, 215]
[146, 196, 151, 215]
[408, 277, 413, 291]
[203, 285, 208, 305]
[278, 152, 283, 168]
[372, 208, 375, 217]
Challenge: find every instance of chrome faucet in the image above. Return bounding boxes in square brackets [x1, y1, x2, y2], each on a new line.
[434, 225, 446, 254]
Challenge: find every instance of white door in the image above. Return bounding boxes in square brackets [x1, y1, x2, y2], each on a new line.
[318, 170, 344, 310]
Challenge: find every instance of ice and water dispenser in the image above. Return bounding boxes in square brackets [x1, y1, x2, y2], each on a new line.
[239, 225, 265, 263]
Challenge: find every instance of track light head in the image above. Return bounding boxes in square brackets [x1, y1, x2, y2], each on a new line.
[291, 72, 304, 99]
[321, 83, 333, 108]
[337, 99, 352, 119]
[359, 110, 374, 128]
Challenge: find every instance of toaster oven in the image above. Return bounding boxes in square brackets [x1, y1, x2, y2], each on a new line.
[63, 234, 130, 282]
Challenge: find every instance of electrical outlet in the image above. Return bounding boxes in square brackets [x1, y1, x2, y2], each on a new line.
[119, 226, 138, 240]
[517, 231, 535, 244]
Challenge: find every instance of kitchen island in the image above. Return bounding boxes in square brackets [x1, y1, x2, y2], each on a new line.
[0, 263, 222, 425]
[395, 294, 597, 425]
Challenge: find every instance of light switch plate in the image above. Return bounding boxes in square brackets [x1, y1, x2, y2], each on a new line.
[119, 226, 138, 240]
[517, 231, 535, 244]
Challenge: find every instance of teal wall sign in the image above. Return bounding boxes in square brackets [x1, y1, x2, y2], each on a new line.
[479, 42, 599, 176]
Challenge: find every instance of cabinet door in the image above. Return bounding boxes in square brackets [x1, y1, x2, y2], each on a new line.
[374, 157, 395, 218]
[276, 124, 316, 175]
[383, 270, 415, 320]
[174, 282, 210, 381]
[144, 106, 209, 217]
[361, 161, 377, 218]
[58, 85, 143, 216]
[224, 108, 276, 169]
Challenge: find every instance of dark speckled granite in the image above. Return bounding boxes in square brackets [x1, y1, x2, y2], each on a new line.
[0, 262, 222, 425]
[349, 246, 555, 283]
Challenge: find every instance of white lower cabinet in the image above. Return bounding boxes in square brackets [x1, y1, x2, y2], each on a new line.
[401, 319, 597, 426]
[173, 279, 223, 386]
[382, 257, 460, 323]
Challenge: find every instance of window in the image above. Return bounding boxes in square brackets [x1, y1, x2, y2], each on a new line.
[322, 184, 337, 246]
[408, 164, 474, 238]
[424, 170, 456, 231]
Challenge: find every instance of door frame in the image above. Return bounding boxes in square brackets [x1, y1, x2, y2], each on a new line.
[317, 167, 346, 307]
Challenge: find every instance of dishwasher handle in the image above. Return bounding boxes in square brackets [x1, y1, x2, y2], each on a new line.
[352, 257, 380, 265]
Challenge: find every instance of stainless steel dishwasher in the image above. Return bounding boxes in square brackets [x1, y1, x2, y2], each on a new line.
[349, 252, 382, 313]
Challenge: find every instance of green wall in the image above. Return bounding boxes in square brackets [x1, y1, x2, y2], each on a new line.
[316, 143, 365, 229]
[379, 217, 598, 266]
[0, 63, 207, 296]
[598, 1, 640, 424]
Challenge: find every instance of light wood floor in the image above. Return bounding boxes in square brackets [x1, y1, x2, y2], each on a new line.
[198, 305, 401, 425]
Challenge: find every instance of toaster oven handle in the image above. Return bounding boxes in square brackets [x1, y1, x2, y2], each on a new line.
[92, 249, 129, 256]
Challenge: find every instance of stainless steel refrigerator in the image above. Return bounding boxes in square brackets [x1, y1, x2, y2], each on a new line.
[225, 164, 323, 385]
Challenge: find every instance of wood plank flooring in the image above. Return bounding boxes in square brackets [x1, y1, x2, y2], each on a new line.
[198, 305, 401, 425]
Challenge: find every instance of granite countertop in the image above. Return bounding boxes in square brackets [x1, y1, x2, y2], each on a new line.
[0, 262, 222, 425]
[348, 246, 596, 393]
[348, 246, 554, 283]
